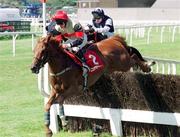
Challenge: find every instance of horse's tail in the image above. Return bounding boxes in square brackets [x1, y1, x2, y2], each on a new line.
[127, 46, 147, 62]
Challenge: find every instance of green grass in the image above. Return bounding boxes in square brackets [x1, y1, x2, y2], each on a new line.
[0, 28, 180, 137]
[0, 38, 45, 137]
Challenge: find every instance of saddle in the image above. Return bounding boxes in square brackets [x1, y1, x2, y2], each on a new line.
[63, 45, 105, 75]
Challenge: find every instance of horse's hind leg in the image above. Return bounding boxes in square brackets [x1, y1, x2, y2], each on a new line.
[128, 46, 155, 72]
[130, 54, 152, 73]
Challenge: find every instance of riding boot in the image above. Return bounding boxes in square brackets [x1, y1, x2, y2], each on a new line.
[77, 50, 90, 92]
[82, 62, 89, 92]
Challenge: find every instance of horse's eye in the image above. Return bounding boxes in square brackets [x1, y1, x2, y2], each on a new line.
[41, 50, 46, 54]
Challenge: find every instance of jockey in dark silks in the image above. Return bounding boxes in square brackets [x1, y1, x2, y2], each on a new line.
[46, 10, 89, 92]
[88, 8, 115, 41]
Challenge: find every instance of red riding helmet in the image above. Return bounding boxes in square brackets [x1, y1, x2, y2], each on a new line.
[52, 10, 68, 21]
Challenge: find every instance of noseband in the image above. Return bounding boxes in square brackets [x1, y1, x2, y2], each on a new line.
[33, 42, 50, 70]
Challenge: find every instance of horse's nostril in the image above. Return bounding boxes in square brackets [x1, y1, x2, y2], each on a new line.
[31, 66, 35, 71]
[31, 66, 37, 73]
[31, 65, 40, 74]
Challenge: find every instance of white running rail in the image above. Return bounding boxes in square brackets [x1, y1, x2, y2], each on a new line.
[40, 56, 180, 136]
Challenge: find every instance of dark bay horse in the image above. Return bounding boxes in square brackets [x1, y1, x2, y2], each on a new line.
[30, 34, 154, 136]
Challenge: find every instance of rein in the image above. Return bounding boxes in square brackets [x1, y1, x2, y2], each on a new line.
[49, 66, 71, 77]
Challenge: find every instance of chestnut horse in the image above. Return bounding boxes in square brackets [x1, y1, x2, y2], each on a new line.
[31, 34, 154, 137]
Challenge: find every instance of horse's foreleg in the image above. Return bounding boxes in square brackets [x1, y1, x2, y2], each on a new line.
[44, 89, 57, 137]
[44, 110, 52, 137]
[45, 89, 56, 111]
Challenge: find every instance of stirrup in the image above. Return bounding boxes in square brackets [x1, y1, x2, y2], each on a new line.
[83, 86, 88, 92]
[82, 64, 90, 72]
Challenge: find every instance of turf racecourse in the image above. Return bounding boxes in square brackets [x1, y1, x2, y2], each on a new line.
[0, 32, 180, 137]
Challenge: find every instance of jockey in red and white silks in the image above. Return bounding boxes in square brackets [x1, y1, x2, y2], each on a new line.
[46, 10, 89, 91]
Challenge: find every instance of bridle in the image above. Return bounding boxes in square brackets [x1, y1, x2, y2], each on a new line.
[31, 41, 50, 74]
[31, 35, 73, 75]
[33, 50, 49, 69]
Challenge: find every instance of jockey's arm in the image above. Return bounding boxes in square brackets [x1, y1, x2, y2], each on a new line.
[68, 37, 83, 48]
[63, 31, 87, 52]
[94, 18, 112, 33]
[94, 25, 110, 33]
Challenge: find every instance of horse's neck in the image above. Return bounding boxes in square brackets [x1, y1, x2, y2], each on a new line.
[48, 49, 71, 74]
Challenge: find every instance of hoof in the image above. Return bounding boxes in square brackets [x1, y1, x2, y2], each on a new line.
[148, 61, 156, 67]
[45, 125, 52, 137]
[142, 61, 155, 73]
[62, 120, 68, 127]
[46, 132, 53, 137]
[62, 125, 68, 132]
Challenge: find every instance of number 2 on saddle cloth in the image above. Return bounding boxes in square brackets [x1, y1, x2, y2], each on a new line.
[84, 50, 104, 75]
[64, 48, 105, 75]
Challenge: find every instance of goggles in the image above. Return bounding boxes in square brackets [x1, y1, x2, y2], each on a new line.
[92, 13, 102, 20]
[56, 19, 66, 25]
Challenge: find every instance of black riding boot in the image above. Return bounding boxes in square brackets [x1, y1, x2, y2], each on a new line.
[76, 50, 90, 92]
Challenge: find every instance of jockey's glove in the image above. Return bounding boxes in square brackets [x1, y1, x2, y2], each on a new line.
[62, 43, 72, 49]
[72, 47, 80, 53]
[84, 24, 94, 34]
[62, 44, 80, 53]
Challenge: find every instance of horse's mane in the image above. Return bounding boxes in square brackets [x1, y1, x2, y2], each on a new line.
[39, 35, 60, 47]
[48, 36, 60, 47]
[110, 35, 128, 47]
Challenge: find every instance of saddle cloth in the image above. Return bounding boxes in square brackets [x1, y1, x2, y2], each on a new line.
[63, 48, 105, 75]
